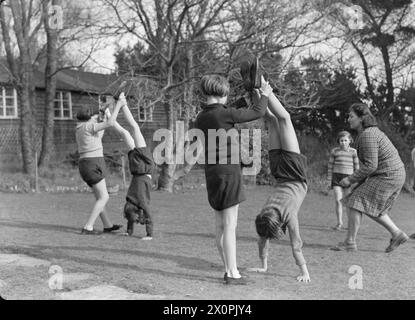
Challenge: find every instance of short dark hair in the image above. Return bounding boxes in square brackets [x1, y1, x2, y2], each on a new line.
[76, 106, 92, 121]
[336, 130, 353, 144]
[255, 207, 286, 240]
[349, 103, 377, 128]
[200, 74, 230, 97]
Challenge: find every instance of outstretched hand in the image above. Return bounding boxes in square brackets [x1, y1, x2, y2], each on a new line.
[259, 77, 273, 97]
[296, 273, 311, 283]
[339, 177, 351, 188]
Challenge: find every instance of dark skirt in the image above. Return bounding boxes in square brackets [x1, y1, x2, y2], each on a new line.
[205, 166, 246, 211]
[78, 157, 107, 187]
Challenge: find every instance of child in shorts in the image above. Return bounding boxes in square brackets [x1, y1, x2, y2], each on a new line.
[75, 94, 126, 234]
[248, 91, 310, 283]
[327, 131, 359, 230]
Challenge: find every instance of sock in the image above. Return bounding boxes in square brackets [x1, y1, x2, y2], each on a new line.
[227, 270, 241, 278]
[84, 225, 93, 231]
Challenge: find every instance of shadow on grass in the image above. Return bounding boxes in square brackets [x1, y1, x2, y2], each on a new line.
[0, 219, 81, 234]
[165, 231, 338, 250]
[1, 244, 222, 284]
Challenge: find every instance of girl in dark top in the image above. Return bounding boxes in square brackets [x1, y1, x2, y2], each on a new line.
[120, 100, 154, 240]
[194, 74, 272, 285]
[334, 103, 410, 252]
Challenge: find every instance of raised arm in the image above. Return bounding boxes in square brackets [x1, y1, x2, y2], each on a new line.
[93, 93, 126, 132]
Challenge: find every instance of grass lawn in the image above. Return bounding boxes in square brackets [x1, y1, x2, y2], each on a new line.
[0, 186, 414, 300]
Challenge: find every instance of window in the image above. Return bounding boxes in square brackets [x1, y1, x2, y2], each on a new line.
[0, 87, 18, 119]
[138, 103, 153, 122]
[54, 91, 72, 119]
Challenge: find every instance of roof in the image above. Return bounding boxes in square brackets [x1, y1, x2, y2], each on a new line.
[0, 59, 124, 94]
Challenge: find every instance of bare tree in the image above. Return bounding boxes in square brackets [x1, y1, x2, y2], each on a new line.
[0, 0, 42, 175]
[39, 0, 61, 167]
[102, 0, 231, 192]
[314, 0, 415, 117]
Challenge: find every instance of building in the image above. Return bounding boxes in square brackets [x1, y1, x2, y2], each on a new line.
[0, 64, 168, 169]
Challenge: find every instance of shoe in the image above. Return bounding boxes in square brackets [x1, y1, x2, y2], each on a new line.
[80, 228, 101, 235]
[331, 224, 343, 231]
[240, 56, 262, 92]
[103, 224, 123, 233]
[223, 273, 228, 282]
[330, 241, 357, 251]
[225, 275, 248, 285]
[385, 231, 409, 253]
[141, 236, 153, 241]
[410, 233, 415, 240]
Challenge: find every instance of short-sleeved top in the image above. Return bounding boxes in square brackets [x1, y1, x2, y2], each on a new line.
[327, 147, 359, 181]
[75, 116, 104, 157]
[194, 96, 268, 175]
[269, 149, 307, 184]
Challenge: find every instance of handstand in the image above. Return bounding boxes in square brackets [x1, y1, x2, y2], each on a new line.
[103, 93, 154, 239]
[248, 90, 310, 283]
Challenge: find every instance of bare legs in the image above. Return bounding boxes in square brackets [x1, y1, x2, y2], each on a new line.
[333, 186, 347, 228]
[121, 104, 146, 148]
[344, 208, 361, 244]
[265, 92, 300, 153]
[215, 205, 240, 278]
[84, 179, 112, 230]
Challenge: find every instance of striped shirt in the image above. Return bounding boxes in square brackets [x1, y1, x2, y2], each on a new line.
[327, 147, 359, 182]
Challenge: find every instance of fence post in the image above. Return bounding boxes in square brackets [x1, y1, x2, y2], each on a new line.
[35, 151, 39, 193]
[121, 155, 126, 190]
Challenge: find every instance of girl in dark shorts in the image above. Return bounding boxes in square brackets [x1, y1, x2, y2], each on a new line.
[327, 131, 359, 230]
[75, 93, 126, 235]
[194, 74, 272, 285]
[248, 91, 310, 283]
